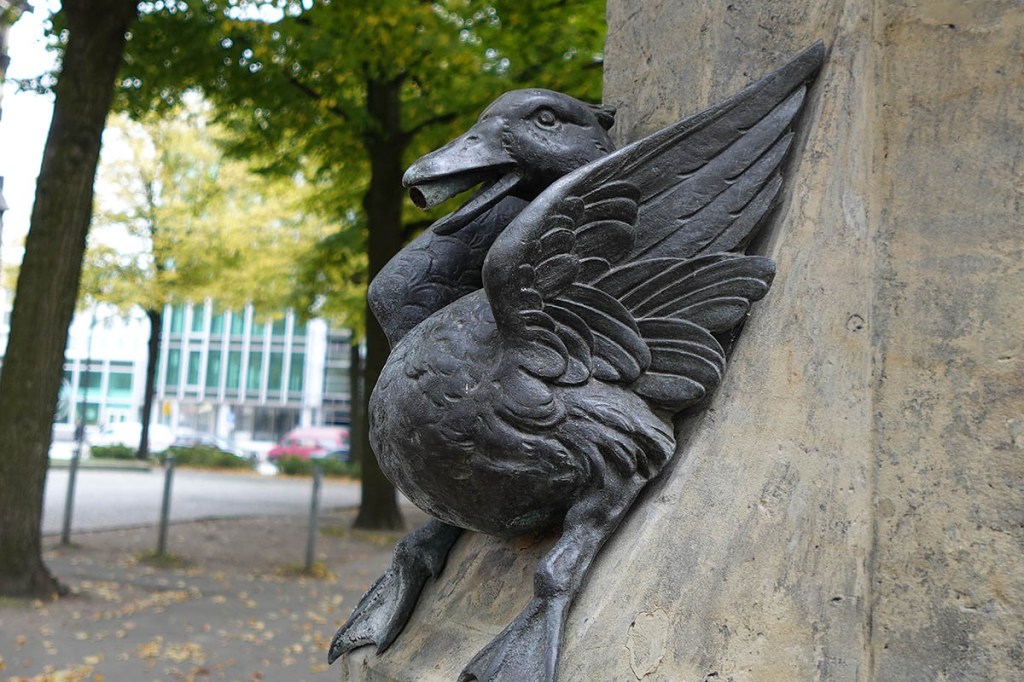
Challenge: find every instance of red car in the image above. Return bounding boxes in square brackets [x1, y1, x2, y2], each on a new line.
[267, 426, 350, 463]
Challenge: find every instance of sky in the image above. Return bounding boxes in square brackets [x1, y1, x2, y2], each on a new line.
[0, 0, 58, 269]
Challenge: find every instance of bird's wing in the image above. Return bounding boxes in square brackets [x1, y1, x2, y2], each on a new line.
[483, 176, 775, 397]
[594, 41, 822, 263]
[481, 43, 817, 395]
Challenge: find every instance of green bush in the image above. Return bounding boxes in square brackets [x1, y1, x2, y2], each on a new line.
[90, 444, 137, 460]
[274, 456, 359, 478]
[164, 446, 252, 469]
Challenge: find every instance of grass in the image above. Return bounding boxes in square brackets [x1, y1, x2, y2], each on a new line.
[88, 444, 137, 460]
[274, 456, 359, 478]
[162, 446, 252, 470]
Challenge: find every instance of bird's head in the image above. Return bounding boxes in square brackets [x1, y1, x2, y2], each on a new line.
[403, 89, 616, 235]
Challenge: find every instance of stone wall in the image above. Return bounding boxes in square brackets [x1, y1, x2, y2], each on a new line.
[340, 2, 1023, 679]
[598, 2, 1023, 679]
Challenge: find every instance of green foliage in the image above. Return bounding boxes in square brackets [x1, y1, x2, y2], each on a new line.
[83, 107, 335, 317]
[112, 0, 607, 328]
[274, 456, 358, 478]
[89, 444, 137, 460]
[166, 445, 253, 469]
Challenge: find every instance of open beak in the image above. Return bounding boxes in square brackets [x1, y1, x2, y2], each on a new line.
[403, 118, 520, 235]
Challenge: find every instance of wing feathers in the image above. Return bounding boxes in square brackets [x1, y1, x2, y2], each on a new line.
[481, 43, 820, 407]
[554, 284, 650, 383]
[632, 317, 729, 410]
[636, 123, 797, 259]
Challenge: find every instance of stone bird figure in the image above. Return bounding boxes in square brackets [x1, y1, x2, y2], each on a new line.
[329, 42, 825, 682]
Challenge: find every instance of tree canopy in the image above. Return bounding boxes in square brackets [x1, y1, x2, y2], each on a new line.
[83, 106, 337, 317]
[105, 0, 608, 528]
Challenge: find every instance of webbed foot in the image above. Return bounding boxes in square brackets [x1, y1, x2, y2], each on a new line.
[328, 519, 461, 664]
[459, 596, 567, 682]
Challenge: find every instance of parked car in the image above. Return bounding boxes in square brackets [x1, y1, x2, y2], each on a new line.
[167, 433, 257, 462]
[90, 421, 175, 453]
[267, 426, 350, 463]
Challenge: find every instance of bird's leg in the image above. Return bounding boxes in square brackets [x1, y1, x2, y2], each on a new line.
[328, 518, 462, 663]
[459, 472, 648, 682]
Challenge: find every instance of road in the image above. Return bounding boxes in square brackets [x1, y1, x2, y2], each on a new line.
[42, 467, 362, 536]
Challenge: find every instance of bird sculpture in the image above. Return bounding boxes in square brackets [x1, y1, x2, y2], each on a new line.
[329, 42, 825, 681]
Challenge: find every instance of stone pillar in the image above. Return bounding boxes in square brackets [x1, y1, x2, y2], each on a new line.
[340, 3, 1023, 680]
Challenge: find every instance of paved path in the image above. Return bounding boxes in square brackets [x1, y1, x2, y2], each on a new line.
[43, 468, 362, 536]
[0, 509, 426, 682]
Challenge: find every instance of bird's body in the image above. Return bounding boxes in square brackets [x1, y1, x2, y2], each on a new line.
[373, 289, 587, 536]
[330, 43, 825, 682]
[373, 287, 673, 536]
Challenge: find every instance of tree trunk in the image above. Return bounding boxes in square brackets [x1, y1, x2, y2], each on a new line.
[353, 76, 408, 531]
[137, 307, 163, 459]
[0, 0, 137, 597]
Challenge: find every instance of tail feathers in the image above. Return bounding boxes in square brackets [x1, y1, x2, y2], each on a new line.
[562, 385, 675, 481]
[592, 254, 774, 412]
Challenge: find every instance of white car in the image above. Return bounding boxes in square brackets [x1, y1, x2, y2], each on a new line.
[91, 421, 175, 453]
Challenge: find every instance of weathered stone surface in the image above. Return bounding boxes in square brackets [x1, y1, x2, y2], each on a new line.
[341, 2, 1023, 680]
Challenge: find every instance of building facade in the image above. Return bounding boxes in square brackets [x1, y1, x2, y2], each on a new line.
[154, 301, 353, 442]
[0, 298, 354, 446]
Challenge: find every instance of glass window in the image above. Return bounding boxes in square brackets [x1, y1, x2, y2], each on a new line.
[324, 367, 349, 396]
[78, 370, 102, 392]
[170, 305, 185, 334]
[206, 351, 222, 389]
[107, 372, 132, 399]
[251, 317, 266, 338]
[271, 317, 287, 336]
[230, 312, 245, 336]
[191, 305, 205, 333]
[268, 352, 284, 392]
[226, 351, 242, 389]
[210, 312, 225, 335]
[165, 349, 181, 387]
[186, 351, 201, 385]
[76, 402, 101, 425]
[288, 353, 304, 392]
[247, 351, 263, 392]
[293, 320, 307, 338]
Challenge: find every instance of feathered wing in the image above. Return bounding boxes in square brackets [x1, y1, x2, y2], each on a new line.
[580, 40, 823, 262]
[482, 43, 820, 409]
[484, 181, 775, 412]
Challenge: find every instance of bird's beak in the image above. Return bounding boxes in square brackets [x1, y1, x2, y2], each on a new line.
[403, 118, 520, 235]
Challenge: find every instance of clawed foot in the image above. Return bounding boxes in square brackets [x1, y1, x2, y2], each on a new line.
[328, 568, 413, 663]
[328, 520, 461, 664]
[459, 596, 566, 682]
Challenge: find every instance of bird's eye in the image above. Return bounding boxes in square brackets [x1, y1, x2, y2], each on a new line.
[534, 108, 559, 128]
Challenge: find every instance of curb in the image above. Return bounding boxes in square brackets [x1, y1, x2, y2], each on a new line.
[48, 458, 154, 472]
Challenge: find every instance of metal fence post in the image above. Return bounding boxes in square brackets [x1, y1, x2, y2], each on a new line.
[156, 453, 175, 555]
[305, 461, 323, 572]
[59, 437, 84, 546]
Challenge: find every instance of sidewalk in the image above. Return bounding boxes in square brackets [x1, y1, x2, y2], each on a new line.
[0, 507, 426, 682]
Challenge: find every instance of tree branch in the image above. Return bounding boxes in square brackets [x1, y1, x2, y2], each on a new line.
[287, 75, 349, 122]
[404, 111, 458, 139]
